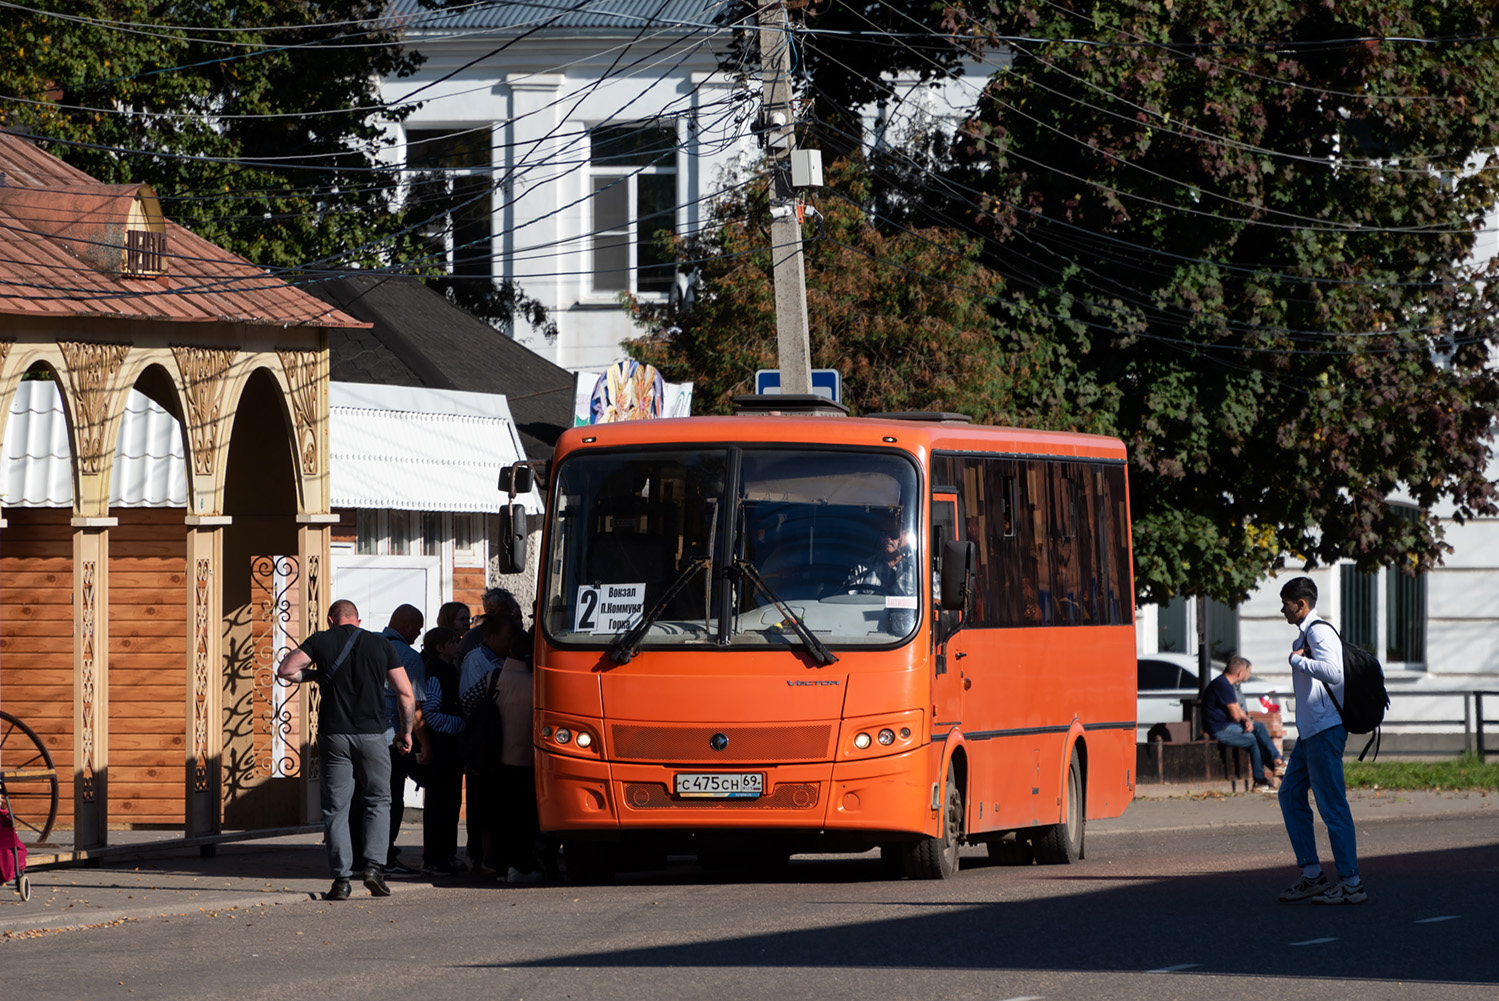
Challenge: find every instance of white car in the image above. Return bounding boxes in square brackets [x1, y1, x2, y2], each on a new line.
[1136, 653, 1279, 741]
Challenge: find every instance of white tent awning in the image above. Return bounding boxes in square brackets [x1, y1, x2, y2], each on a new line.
[330, 383, 541, 514]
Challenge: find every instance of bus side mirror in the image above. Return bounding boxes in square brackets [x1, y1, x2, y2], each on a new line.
[496, 503, 528, 574]
[940, 540, 974, 611]
[499, 464, 535, 495]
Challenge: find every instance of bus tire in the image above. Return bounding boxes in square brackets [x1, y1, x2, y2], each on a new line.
[904, 763, 962, 879]
[1033, 748, 1085, 864]
[563, 841, 617, 885]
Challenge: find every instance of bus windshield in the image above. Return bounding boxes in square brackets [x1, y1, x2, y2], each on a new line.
[541, 447, 922, 651]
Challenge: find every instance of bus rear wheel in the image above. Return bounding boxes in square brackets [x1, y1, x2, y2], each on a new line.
[904, 763, 962, 879]
[1033, 748, 1084, 864]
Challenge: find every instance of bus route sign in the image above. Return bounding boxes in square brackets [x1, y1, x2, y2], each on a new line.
[574, 583, 645, 634]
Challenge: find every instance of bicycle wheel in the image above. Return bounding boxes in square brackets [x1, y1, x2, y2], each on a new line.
[0, 710, 60, 844]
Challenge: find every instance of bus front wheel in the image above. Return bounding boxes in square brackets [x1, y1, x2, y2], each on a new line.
[904, 763, 962, 879]
[1032, 748, 1085, 864]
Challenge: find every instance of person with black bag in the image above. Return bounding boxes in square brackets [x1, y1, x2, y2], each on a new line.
[457, 613, 518, 877]
[277, 599, 414, 901]
[1276, 576, 1366, 906]
[417, 627, 465, 876]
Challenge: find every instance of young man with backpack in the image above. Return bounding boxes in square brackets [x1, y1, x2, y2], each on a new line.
[1276, 576, 1366, 905]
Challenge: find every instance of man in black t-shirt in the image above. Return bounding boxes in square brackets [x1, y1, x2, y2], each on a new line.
[279, 599, 414, 900]
[1203, 655, 1285, 793]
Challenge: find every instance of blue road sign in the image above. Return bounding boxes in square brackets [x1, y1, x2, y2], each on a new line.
[755, 369, 841, 402]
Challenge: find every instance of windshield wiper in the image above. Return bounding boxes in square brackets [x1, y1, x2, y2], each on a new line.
[730, 557, 839, 666]
[607, 556, 711, 664]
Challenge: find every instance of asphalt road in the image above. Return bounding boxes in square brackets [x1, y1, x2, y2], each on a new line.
[2, 805, 1494, 1001]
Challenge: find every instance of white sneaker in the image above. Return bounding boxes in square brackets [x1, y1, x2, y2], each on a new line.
[1278, 872, 1329, 902]
[1313, 880, 1368, 905]
[507, 867, 544, 884]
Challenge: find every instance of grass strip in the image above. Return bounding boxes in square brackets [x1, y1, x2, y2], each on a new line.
[1343, 752, 1499, 791]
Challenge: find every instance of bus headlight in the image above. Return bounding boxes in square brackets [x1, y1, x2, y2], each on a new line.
[575, 731, 592, 749]
[554, 727, 572, 745]
[839, 711, 923, 760]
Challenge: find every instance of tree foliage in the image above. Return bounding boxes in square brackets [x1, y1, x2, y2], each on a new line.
[0, 1, 429, 268]
[625, 158, 1070, 424]
[668, 0, 1499, 605]
[943, 0, 1499, 603]
[0, 1, 549, 329]
[715, 0, 983, 158]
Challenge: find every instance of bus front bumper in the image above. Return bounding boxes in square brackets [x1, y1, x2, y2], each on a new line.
[536, 746, 938, 840]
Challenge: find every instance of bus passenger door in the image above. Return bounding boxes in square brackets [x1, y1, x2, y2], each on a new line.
[930, 494, 966, 735]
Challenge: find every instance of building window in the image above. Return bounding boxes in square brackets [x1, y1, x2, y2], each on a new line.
[452, 512, 484, 566]
[1340, 537, 1427, 669]
[352, 511, 486, 562]
[1157, 595, 1239, 662]
[406, 126, 493, 278]
[1340, 564, 1378, 655]
[356, 509, 378, 555]
[1386, 570, 1426, 667]
[589, 122, 677, 295]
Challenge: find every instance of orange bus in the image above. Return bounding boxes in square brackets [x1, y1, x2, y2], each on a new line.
[520, 401, 1136, 880]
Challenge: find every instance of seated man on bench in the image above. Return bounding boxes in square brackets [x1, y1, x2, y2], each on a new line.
[1204, 655, 1286, 793]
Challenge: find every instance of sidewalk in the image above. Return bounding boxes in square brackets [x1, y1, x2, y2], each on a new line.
[2, 788, 1491, 936]
[1098, 783, 1494, 834]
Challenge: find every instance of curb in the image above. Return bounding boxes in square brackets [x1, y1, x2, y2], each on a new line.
[1, 890, 316, 936]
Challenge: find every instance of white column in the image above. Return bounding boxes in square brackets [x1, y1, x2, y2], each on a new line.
[505, 74, 568, 361]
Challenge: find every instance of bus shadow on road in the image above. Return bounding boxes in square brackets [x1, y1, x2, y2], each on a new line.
[505, 839, 1499, 985]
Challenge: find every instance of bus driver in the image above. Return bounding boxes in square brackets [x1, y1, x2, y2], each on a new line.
[844, 510, 918, 633]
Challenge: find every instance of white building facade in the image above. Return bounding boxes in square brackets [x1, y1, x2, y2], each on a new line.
[385, 0, 750, 373]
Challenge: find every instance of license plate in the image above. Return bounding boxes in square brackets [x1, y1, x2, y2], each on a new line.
[674, 772, 764, 799]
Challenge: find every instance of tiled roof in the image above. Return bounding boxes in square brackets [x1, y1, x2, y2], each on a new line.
[391, 0, 728, 32]
[0, 130, 364, 329]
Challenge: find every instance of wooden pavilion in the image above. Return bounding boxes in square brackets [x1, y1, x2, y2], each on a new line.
[0, 129, 362, 853]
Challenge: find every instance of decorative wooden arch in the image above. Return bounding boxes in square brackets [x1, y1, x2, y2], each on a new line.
[0, 132, 365, 854]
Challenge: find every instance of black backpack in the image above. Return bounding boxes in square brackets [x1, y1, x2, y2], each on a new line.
[1305, 620, 1390, 760]
[458, 669, 504, 773]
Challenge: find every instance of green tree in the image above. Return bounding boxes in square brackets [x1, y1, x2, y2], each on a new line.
[0, 2, 425, 268]
[625, 158, 1067, 424]
[0, 2, 549, 329]
[712, 0, 1499, 604]
[715, 0, 984, 159]
[944, 0, 1499, 604]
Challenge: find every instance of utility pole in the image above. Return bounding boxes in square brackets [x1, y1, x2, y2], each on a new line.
[758, 0, 812, 396]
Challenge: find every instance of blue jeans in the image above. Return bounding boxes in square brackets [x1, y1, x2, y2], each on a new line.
[1213, 721, 1282, 782]
[1279, 725, 1359, 880]
[320, 732, 393, 879]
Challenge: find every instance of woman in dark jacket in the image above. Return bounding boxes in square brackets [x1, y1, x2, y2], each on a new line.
[417, 626, 465, 875]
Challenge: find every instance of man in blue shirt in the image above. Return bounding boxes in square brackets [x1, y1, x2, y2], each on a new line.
[379, 603, 425, 876]
[1202, 655, 1284, 793]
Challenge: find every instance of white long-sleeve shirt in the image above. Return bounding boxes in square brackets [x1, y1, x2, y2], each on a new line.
[1289, 610, 1345, 739]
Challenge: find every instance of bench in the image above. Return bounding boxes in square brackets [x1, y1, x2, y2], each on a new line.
[1136, 721, 1269, 792]
[1138, 722, 1250, 790]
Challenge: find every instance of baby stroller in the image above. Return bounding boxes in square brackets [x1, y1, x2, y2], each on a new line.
[0, 772, 30, 901]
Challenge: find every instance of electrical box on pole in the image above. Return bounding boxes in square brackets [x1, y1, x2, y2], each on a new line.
[758, 0, 813, 397]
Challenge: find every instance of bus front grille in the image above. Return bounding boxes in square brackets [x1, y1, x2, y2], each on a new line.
[610, 723, 833, 762]
[622, 782, 821, 810]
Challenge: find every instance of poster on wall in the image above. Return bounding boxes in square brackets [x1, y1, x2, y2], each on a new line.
[574, 360, 693, 425]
